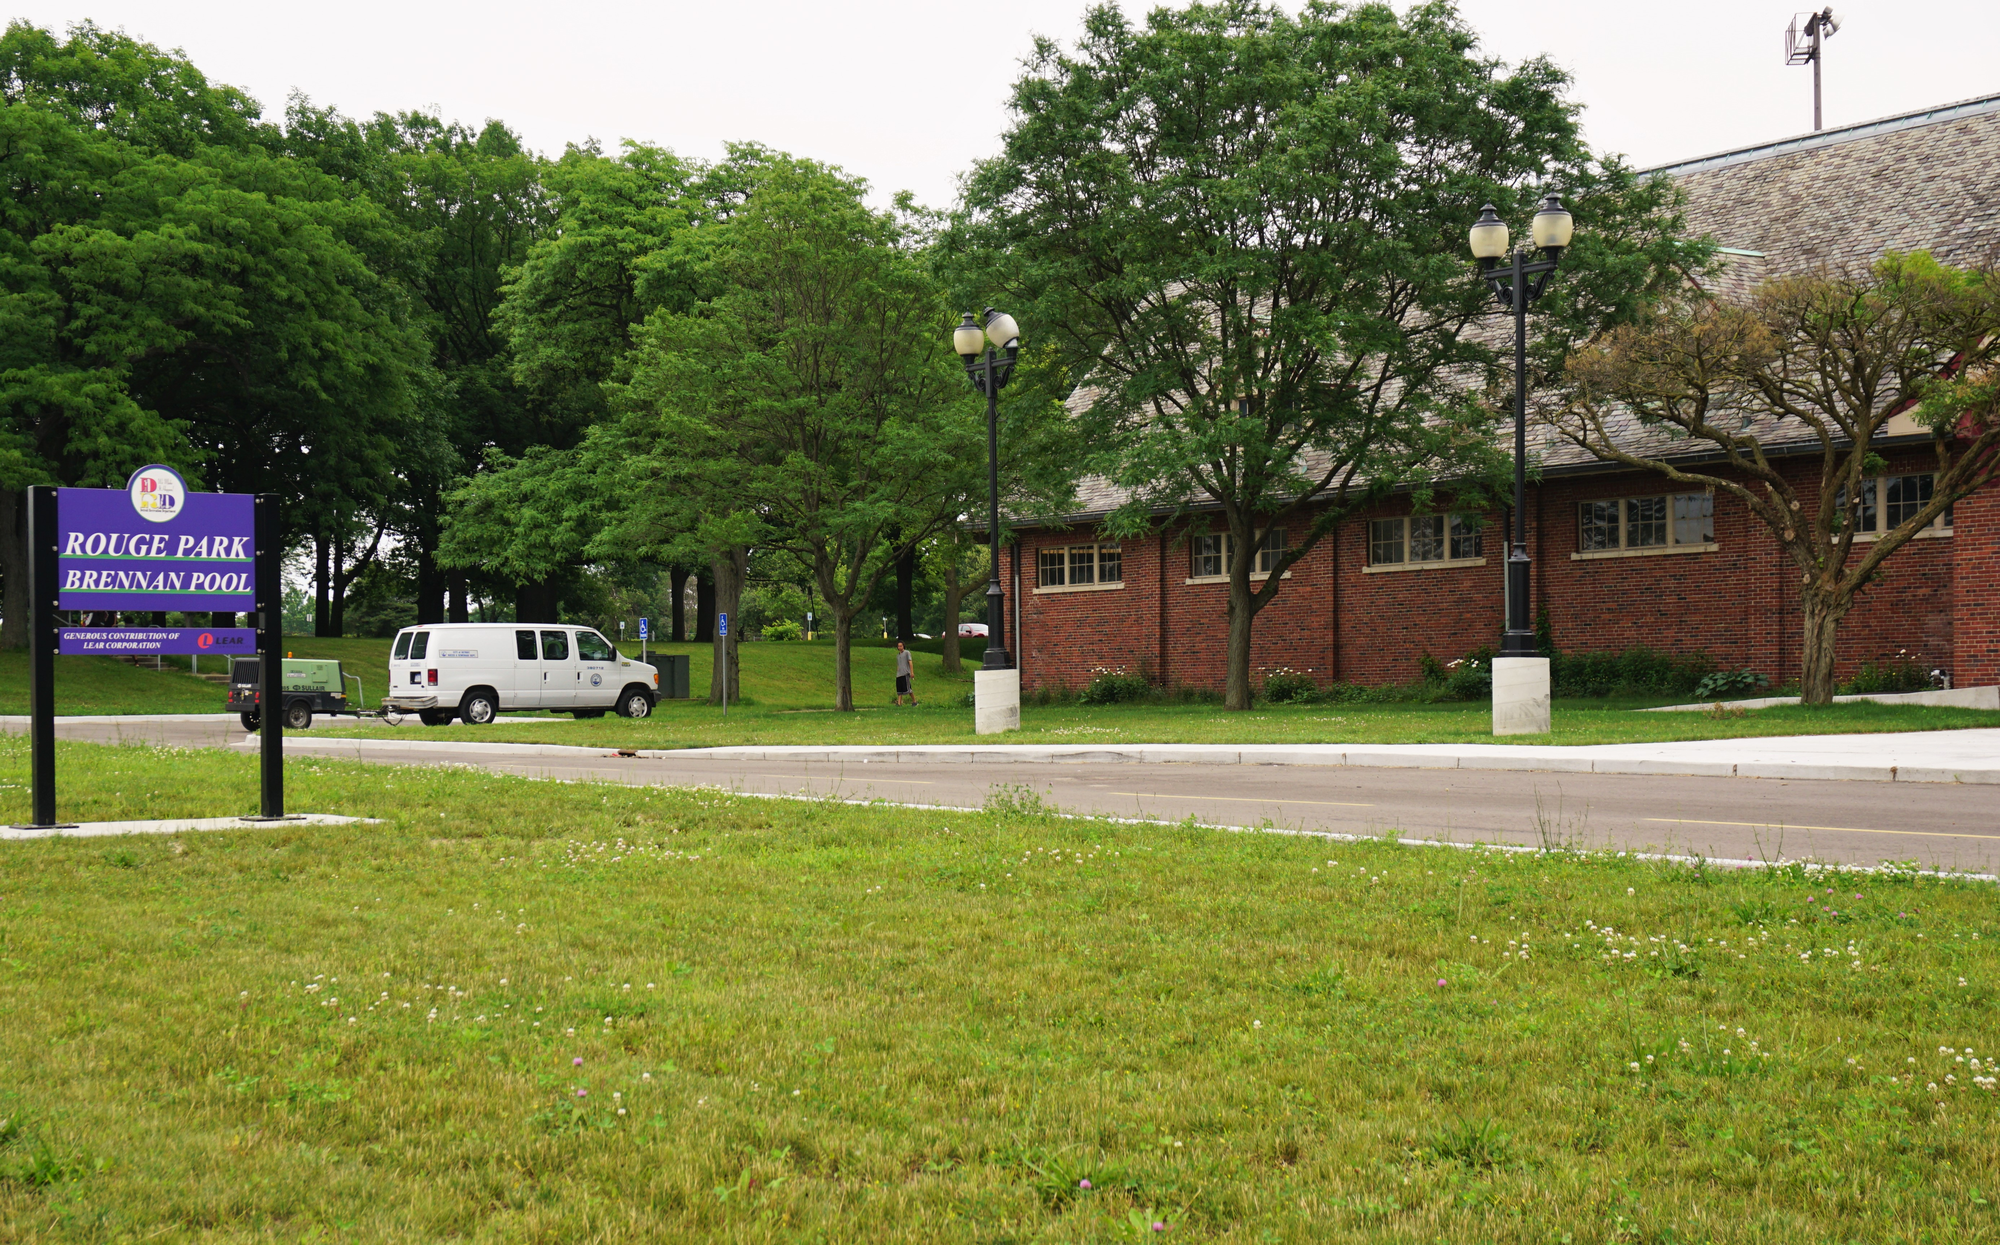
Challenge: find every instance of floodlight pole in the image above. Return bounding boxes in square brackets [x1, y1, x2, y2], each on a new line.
[1480, 244, 1564, 657]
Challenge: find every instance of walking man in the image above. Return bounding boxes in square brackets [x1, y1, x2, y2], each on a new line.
[894, 641, 917, 706]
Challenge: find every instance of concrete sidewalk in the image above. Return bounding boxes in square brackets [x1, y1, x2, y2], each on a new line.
[271, 728, 2000, 785]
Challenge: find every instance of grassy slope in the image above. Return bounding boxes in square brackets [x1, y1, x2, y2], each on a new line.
[336, 639, 2000, 747]
[8, 639, 2000, 746]
[0, 737, 1994, 1240]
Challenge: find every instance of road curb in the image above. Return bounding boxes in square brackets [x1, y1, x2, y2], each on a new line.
[267, 735, 2000, 784]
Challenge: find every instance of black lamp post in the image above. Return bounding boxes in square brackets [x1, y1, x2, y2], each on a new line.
[953, 307, 1020, 671]
[1469, 194, 1574, 659]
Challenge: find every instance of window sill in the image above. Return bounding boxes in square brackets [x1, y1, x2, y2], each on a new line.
[1033, 580, 1127, 595]
[1363, 556, 1487, 574]
[1571, 542, 1718, 561]
[1849, 527, 1952, 542]
[1184, 571, 1291, 586]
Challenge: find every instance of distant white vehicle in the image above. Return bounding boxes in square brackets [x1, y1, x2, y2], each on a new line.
[957, 622, 988, 637]
[383, 623, 658, 726]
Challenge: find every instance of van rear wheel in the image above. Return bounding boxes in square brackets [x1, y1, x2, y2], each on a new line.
[460, 689, 498, 725]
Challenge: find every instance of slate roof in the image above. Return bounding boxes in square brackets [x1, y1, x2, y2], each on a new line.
[1043, 93, 2000, 525]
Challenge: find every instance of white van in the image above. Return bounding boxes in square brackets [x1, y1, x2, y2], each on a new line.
[383, 623, 659, 725]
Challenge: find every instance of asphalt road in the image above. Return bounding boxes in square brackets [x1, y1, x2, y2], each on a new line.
[31, 716, 2000, 871]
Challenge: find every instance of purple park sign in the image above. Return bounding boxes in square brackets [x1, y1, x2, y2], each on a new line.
[57, 466, 255, 612]
[59, 626, 257, 656]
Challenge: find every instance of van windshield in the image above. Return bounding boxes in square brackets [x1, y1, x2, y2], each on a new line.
[393, 632, 412, 660]
[408, 631, 429, 660]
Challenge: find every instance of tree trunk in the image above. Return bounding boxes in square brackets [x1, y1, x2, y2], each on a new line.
[1799, 586, 1852, 706]
[314, 531, 332, 637]
[0, 490, 27, 649]
[694, 572, 714, 643]
[447, 569, 468, 623]
[894, 541, 916, 641]
[668, 566, 687, 643]
[415, 543, 444, 625]
[1224, 569, 1256, 711]
[707, 548, 745, 705]
[939, 544, 964, 675]
[832, 609, 855, 712]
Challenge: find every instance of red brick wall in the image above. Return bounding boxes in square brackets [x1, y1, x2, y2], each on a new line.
[1014, 459, 1997, 695]
[1954, 480, 2000, 687]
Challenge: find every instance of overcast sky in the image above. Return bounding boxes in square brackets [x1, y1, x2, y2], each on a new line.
[9, 0, 1996, 207]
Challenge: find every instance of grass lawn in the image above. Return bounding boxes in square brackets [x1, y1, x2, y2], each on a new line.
[9, 638, 2000, 747]
[0, 736, 1995, 1240]
[322, 639, 2000, 748]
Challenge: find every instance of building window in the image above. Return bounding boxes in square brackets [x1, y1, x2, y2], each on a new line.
[1578, 493, 1713, 552]
[1368, 515, 1482, 565]
[1039, 542, 1122, 588]
[1189, 528, 1287, 578]
[1837, 472, 1953, 534]
[1255, 527, 1287, 574]
[1190, 534, 1224, 578]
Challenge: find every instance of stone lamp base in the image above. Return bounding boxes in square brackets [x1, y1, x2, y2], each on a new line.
[1492, 656, 1551, 736]
[975, 668, 1021, 735]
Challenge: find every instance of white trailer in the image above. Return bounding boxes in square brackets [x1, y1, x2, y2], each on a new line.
[382, 623, 659, 725]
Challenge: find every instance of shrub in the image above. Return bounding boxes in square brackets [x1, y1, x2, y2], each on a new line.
[1443, 647, 1494, 700]
[1550, 646, 1714, 698]
[1841, 651, 1938, 695]
[761, 619, 802, 642]
[1078, 667, 1153, 705]
[1260, 667, 1319, 704]
[1692, 668, 1769, 701]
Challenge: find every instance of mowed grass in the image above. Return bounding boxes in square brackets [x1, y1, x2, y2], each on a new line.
[1, 737, 1997, 1241]
[0, 652, 222, 716]
[329, 640, 2000, 748]
[11, 639, 2000, 747]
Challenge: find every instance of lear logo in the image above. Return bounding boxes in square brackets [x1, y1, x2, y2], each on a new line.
[197, 632, 215, 649]
[128, 465, 187, 523]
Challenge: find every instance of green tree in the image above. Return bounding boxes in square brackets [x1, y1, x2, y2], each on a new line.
[1557, 253, 2000, 704]
[949, 1, 1694, 708]
[610, 158, 979, 710]
[0, 22, 422, 643]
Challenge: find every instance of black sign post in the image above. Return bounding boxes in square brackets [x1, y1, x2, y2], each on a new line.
[243, 493, 293, 821]
[13, 478, 289, 828]
[20, 486, 72, 829]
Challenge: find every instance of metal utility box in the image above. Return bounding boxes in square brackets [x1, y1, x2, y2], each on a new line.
[657, 654, 690, 699]
[228, 657, 354, 729]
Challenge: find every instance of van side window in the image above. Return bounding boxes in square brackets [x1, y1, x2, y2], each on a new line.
[516, 630, 537, 660]
[393, 632, 412, 660]
[408, 631, 429, 660]
[539, 630, 570, 661]
[576, 631, 613, 661]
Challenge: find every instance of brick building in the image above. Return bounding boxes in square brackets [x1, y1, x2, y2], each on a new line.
[1005, 94, 2000, 695]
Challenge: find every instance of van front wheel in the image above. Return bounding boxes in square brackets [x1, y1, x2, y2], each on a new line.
[460, 689, 499, 725]
[618, 688, 653, 719]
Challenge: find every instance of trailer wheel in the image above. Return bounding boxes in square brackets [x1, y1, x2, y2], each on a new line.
[285, 699, 313, 730]
[239, 711, 259, 731]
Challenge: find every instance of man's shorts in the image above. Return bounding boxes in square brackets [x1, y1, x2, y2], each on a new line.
[896, 675, 912, 695]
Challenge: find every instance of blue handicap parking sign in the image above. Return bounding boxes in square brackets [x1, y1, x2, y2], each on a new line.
[718, 612, 728, 637]
[638, 617, 648, 639]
